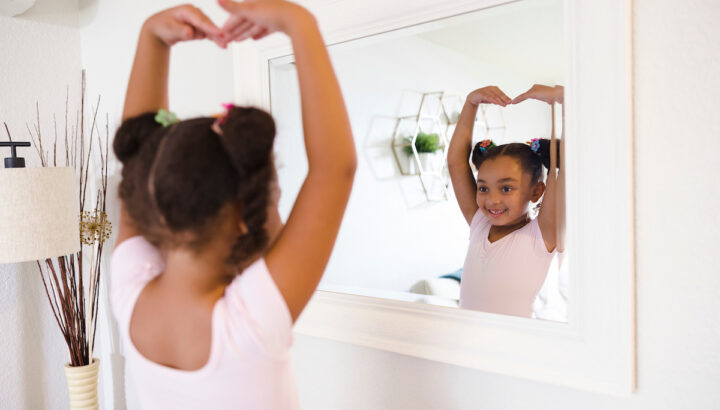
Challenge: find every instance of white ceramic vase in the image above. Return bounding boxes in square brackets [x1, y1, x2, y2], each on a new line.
[64, 359, 99, 410]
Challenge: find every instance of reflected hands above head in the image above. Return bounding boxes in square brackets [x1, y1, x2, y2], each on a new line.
[512, 84, 564, 105]
[466, 86, 512, 107]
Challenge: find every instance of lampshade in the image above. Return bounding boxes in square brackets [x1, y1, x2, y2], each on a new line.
[0, 0, 36, 17]
[0, 167, 80, 264]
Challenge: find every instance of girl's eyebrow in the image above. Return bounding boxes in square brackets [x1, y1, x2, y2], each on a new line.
[477, 177, 519, 183]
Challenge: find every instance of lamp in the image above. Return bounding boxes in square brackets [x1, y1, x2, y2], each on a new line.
[0, 0, 36, 17]
[0, 141, 80, 264]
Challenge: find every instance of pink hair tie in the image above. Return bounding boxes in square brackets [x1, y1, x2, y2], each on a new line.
[212, 102, 236, 134]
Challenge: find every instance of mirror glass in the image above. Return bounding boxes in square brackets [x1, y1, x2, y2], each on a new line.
[269, 0, 567, 321]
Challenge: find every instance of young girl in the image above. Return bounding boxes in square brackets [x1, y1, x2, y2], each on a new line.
[111, 1, 356, 408]
[447, 84, 563, 318]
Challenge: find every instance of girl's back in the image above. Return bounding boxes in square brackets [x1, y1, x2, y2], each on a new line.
[112, 238, 298, 409]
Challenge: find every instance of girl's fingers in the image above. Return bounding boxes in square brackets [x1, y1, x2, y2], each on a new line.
[218, 0, 250, 16]
[497, 90, 512, 105]
[232, 24, 266, 42]
[221, 14, 247, 34]
[252, 28, 269, 40]
[166, 21, 197, 42]
[488, 89, 507, 106]
[490, 87, 511, 105]
[178, 6, 223, 39]
[229, 20, 255, 39]
[512, 92, 530, 104]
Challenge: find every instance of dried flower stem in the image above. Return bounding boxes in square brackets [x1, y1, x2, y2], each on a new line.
[32, 70, 112, 367]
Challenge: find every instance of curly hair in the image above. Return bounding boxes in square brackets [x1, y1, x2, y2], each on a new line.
[113, 106, 277, 267]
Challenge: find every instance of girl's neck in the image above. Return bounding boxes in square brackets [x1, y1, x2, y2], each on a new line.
[489, 212, 531, 239]
[158, 246, 234, 297]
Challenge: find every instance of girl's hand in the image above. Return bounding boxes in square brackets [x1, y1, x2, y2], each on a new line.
[467, 86, 512, 107]
[143, 5, 225, 47]
[217, 0, 314, 45]
[512, 84, 564, 105]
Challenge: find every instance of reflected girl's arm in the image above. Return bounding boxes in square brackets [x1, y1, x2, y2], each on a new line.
[516, 85, 565, 252]
[448, 86, 510, 225]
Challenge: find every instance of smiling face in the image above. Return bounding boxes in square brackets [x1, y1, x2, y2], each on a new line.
[476, 155, 545, 226]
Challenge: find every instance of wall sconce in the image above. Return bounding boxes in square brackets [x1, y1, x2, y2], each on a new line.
[0, 141, 79, 264]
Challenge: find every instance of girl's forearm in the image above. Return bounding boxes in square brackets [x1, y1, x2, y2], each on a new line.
[122, 26, 170, 120]
[448, 100, 479, 170]
[448, 99, 481, 224]
[288, 14, 356, 174]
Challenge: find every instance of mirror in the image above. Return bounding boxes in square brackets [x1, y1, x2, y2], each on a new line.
[269, 0, 567, 321]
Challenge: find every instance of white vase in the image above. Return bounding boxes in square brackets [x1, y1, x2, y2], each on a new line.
[416, 152, 443, 173]
[407, 151, 443, 175]
[64, 359, 99, 410]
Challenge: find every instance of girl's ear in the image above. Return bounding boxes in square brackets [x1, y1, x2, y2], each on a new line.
[531, 181, 546, 202]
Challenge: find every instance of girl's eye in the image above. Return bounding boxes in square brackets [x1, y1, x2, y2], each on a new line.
[478, 186, 488, 193]
[502, 186, 513, 193]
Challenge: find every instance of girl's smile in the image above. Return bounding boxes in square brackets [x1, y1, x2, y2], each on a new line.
[476, 156, 544, 227]
[487, 208, 508, 218]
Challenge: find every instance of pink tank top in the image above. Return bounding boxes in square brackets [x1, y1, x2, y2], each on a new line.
[110, 237, 300, 410]
[460, 209, 555, 317]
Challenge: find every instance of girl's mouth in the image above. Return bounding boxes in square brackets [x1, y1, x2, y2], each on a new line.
[487, 208, 507, 218]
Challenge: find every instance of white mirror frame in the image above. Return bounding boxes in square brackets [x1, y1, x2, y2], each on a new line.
[233, 0, 634, 395]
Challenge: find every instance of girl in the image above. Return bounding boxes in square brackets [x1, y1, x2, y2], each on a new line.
[447, 84, 564, 318]
[111, 1, 356, 408]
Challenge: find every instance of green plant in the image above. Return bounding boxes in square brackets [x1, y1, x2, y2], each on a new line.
[403, 132, 441, 155]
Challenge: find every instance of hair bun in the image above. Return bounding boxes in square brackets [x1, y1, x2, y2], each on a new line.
[533, 138, 561, 169]
[472, 139, 497, 161]
[218, 106, 276, 175]
[113, 112, 163, 163]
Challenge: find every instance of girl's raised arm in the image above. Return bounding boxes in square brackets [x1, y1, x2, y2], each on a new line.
[219, 0, 357, 322]
[448, 86, 510, 225]
[122, 6, 223, 120]
[514, 84, 565, 252]
[117, 6, 222, 246]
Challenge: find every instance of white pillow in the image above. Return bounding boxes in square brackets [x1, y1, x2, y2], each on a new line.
[409, 278, 461, 301]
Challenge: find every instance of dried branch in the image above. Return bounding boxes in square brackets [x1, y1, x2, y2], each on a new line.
[3, 122, 12, 142]
[33, 69, 112, 367]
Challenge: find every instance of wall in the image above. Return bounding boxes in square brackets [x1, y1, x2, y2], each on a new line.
[290, 0, 720, 409]
[0, 1, 82, 408]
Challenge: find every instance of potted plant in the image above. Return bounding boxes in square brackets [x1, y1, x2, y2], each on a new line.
[403, 132, 443, 173]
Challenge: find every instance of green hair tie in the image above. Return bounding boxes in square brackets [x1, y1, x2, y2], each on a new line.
[155, 109, 179, 127]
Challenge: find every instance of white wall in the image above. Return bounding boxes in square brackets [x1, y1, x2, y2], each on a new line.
[290, 0, 720, 409]
[0, 1, 82, 408]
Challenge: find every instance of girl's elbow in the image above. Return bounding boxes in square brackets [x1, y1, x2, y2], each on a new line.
[345, 154, 358, 177]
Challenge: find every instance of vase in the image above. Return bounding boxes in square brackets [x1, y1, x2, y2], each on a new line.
[64, 358, 99, 410]
[407, 151, 443, 174]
